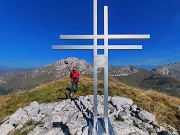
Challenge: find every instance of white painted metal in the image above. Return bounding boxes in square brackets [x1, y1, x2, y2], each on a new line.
[93, 0, 98, 134]
[104, 6, 109, 134]
[60, 34, 150, 40]
[95, 55, 106, 67]
[52, 45, 142, 50]
[52, 0, 150, 134]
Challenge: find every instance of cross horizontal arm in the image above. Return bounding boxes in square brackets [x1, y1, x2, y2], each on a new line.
[52, 45, 142, 50]
[60, 34, 150, 40]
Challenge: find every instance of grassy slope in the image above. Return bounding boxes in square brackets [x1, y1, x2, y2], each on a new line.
[0, 76, 179, 131]
[118, 69, 180, 97]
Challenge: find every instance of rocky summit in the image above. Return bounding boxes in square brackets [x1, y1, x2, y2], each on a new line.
[0, 95, 178, 135]
[152, 62, 180, 80]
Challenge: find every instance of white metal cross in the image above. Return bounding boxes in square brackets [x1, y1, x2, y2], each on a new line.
[52, 0, 150, 134]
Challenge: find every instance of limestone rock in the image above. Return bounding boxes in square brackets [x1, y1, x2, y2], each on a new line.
[111, 96, 133, 110]
[9, 108, 28, 125]
[15, 124, 23, 130]
[82, 126, 89, 135]
[138, 110, 155, 123]
[27, 126, 48, 135]
[51, 115, 62, 123]
[0, 95, 178, 135]
[43, 128, 62, 135]
[0, 124, 15, 135]
[24, 101, 40, 117]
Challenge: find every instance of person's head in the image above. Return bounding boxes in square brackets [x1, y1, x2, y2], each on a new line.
[73, 67, 77, 72]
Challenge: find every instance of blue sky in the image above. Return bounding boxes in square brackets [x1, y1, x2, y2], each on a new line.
[0, 0, 180, 68]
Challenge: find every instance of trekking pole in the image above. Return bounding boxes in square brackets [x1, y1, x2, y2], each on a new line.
[78, 80, 86, 90]
[64, 60, 90, 95]
[78, 80, 90, 95]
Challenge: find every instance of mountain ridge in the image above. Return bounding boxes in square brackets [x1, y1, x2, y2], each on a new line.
[0, 57, 179, 97]
[0, 57, 94, 94]
[152, 62, 180, 80]
[0, 76, 179, 134]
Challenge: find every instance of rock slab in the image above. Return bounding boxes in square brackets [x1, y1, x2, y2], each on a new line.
[0, 95, 178, 135]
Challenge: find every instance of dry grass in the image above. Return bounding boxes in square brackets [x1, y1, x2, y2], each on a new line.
[108, 81, 180, 130]
[0, 76, 179, 131]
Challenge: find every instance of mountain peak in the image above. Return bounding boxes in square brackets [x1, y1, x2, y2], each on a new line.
[110, 65, 138, 77]
[66, 57, 81, 61]
[152, 62, 180, 80]
[55, 57, 87, 65]
[54, 57, 93, 73]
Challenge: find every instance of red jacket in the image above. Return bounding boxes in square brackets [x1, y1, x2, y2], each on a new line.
[68, 67, 79, 82]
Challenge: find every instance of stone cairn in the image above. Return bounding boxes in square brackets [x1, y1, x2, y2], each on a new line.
[0, 95, 178, 135]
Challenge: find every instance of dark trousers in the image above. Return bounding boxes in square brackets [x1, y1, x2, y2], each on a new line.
[71, 82, 78, 93]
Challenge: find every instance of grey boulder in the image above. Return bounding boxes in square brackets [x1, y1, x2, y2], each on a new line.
[138, 110, 155, 123]
[0, 124, 15, 135]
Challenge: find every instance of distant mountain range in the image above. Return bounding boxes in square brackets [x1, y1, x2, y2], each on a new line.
[0, 57, 94, 94]
[135, 65, 157, 71]
[0, 57, 179, 97]
[116, 68, 180, 97]
[0, 69, 34, 85]
[109, 65, 138, 77]
[152, 62, 180, 80]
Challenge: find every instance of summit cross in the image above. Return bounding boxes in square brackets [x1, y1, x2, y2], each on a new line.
[52, 0, 150, 134]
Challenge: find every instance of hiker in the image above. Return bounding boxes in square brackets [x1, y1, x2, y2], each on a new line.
[67, 64, 80, 96]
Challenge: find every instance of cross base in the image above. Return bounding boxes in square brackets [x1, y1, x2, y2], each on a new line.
[88, 118, 115, 135]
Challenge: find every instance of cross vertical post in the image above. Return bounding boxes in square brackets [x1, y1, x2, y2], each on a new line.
[93, 0, 98, 133]
[104, 6, 109, 133]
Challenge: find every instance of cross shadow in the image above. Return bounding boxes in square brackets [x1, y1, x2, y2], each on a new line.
[72, 98, 93, 126]
[64, 87, 71, 99]
[66, 86, 78, 93]
[56, 87, 71, 100]
[57, 86, 79, 100]
[52, 122, 70, 134]
[65, 87, 77, 93]
[52, 122, 61, 128]
[65, 87, 71, 91]
[51, 98, 92, 135]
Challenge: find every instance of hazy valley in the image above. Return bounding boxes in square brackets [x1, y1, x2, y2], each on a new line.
[0, 57, 179, 134]
[0, 57, 179, 97]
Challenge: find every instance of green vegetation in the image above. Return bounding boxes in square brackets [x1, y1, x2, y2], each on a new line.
[114, 115, 124, 122]
[0, 76, 179, 131]
[118, 69, 180, 97]
[9, 120, 43, 135]
[0, 87, 12, 95]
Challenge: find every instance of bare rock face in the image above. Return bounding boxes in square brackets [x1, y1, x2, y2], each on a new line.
[53, 57, 94, 78]
[0, 57, 94, 94]
[111, 96, 133, 110]
[0, 95, 178, 135]
[110, 65, 138, 77]
[138, 110, 155, 123]
[152, 62, 180, 80]
[0, 124, 15, 135]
